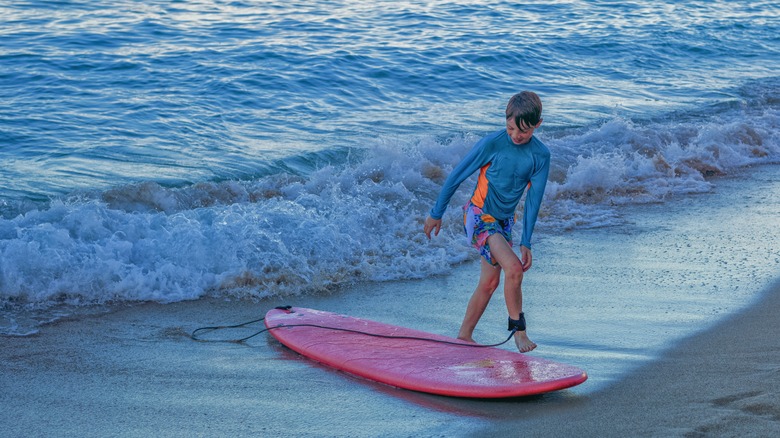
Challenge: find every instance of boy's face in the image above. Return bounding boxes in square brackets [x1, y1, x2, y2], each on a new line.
[506, 117, 542, 145]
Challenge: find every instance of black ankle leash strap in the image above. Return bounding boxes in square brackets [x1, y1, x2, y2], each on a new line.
[508, 313, 526, 332]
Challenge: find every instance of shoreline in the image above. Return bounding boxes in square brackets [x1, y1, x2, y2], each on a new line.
[2, 165, 780, 436]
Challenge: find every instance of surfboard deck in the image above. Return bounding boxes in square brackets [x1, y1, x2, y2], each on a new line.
[265, 306, 587, 398]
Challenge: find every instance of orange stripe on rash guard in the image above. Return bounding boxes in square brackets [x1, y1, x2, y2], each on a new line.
[470, 163, 490, 208]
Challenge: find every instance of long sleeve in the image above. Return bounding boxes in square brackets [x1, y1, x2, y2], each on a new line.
[519, 151, 550, 249]
[428, 133, 498, 220]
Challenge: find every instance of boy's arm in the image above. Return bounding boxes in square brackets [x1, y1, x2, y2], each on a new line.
[428, 135, 495, 220]
[519, 151, 551, 249]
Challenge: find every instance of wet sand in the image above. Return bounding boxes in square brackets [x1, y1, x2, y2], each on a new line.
[2, 278, 780, 437]
[493, 278, 780, 437]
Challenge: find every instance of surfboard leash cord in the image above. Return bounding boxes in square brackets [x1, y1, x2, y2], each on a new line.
[190, 305, 519, 348]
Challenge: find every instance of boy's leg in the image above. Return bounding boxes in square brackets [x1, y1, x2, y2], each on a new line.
[486, 233, 537, 353]
[457, 259, 501, 343]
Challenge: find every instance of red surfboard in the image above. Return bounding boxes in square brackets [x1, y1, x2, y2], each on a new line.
[265, 307, 587, 398]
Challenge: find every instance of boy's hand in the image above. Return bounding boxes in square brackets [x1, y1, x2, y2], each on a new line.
[423, 216, 442, 239]
[520, 245, 533, 272]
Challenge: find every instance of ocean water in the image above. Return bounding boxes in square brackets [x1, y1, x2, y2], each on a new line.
[1, 0, 779, 335]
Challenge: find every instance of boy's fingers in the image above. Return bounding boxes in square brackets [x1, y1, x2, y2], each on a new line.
[423, 218, 442, 239]
[520, 247, 533, 271]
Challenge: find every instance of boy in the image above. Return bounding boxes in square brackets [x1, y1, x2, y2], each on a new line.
[423, 91, 550, 353]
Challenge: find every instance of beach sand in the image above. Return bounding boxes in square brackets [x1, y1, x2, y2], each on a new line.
[2, 166, 780, 437]
[493, 278, 780, 437]
[3, 280, 780, 437]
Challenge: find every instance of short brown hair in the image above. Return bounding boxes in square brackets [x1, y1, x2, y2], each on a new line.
[506, 91, 543, 130]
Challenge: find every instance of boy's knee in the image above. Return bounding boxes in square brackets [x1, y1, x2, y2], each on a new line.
[478, 276, 500, 295]
[486, 276, 500, 292]
[504, 261, 524, 283]
[477, 270, 501, 295]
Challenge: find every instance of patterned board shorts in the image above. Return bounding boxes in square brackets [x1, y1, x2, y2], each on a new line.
[463, 202, 515, 266]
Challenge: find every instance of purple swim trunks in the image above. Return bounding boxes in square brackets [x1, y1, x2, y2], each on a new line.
[463, 202, 515, 265]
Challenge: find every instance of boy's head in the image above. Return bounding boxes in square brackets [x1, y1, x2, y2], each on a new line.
[506, 91, 543, 130]
[505, 91, 543, 145]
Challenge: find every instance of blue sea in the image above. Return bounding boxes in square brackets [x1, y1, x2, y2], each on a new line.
[1, 0, 778, 335]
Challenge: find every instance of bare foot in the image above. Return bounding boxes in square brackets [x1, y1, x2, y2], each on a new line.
[457, 335, 476, 343]
[514, 331, 537, 353]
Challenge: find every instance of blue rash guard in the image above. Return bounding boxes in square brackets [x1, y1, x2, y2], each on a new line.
[429, 129, 551, 249]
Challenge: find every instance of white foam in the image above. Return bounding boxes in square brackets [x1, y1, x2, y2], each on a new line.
[0, 102, 778, 327]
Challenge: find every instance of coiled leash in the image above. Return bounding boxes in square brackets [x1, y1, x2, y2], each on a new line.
[191, 305, 521, 348]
